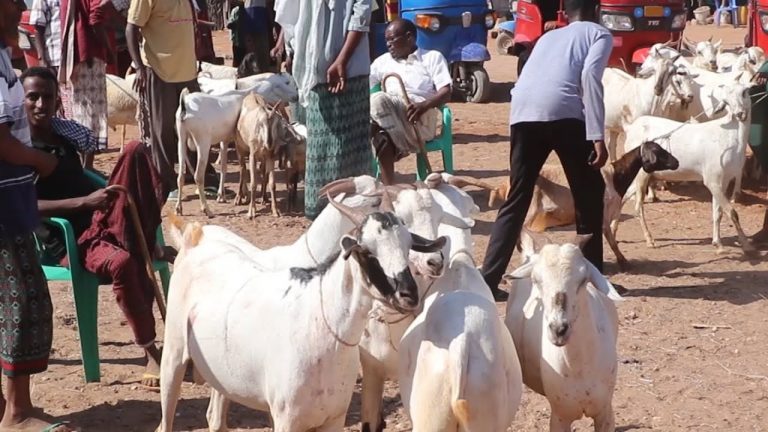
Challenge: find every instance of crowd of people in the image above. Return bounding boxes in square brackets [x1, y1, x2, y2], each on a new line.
[2, 0, 768, 429]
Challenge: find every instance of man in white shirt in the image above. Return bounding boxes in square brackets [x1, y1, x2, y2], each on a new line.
[369, 18, 451, 185]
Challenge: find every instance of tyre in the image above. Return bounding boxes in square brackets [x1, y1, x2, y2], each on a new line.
[467, 66, 491, 103]
[496, 32, 513, 56]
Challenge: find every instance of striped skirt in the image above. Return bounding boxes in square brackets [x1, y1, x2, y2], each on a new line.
[0, 233, 53, 377]
[304, 76, 373, 219]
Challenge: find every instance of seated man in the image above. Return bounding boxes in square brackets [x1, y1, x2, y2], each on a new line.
[370, 18, 451, 185]
[21, 67, 172, 388]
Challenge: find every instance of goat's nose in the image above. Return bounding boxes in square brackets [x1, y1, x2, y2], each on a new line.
[551, 322, 570, 338]
[427, 256, 443, 272]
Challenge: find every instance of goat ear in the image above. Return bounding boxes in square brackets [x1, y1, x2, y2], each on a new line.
[520, 228, 549, 254]
[410, 234, 447, 253]
[586, 261, 624, 301]
[714, 39, 722, 50]
[568, 233, 593, 250]
[341, 235, 362, 260]
[639, 142, 659, 169]
[504, 258, 536, 281]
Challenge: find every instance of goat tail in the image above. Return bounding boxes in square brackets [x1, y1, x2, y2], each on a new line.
[449, 333, 471, 430]
[166, 214, 204, 251]
[179, 87, 190, 120]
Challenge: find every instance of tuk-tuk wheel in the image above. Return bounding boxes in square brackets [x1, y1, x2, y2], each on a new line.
[496, 33, 514, 56]
[467, 66, 491, 103]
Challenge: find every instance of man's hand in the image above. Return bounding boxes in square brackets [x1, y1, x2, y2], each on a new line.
[589, 140, 608, 169]
[81, 189, 116, 211]
[270, 44, 284, 62]
[406, 101, 429, 123]
[544, 21, 558, 32]
[133, 65, 147, 94]
[327, 59, 347, 94]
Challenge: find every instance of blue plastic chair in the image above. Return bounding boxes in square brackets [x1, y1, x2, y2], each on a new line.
[714, 0, 738, 27]
[36, 170, 171, 383]
[370, 84, 454, 180]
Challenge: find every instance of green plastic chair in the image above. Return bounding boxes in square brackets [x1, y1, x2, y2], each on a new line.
[36, 169, 171, 383]
[370, 84, 454, 180]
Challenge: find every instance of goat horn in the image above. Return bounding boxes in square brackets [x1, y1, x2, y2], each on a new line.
[707, 35, 713, 43]
[326, 193, 366, 227]
[446, 175, 498, 191]
[319, 177, 357, 198]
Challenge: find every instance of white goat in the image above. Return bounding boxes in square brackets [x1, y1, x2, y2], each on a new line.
[198, 72, 298, 105]
[175, 87, 254, 217]
[623, 83, 756, 254]
[198, 61, 238, 79]
[157, 203, 445, 432]
[524, 141, 679, 270]
[106, 73, 138, 152]
[682, 37, 721, 71]
[505, 230, 623, 432]
[397, 173, 523, 432]
[717, 47, 766, 73]
[603, 57, 694, 160]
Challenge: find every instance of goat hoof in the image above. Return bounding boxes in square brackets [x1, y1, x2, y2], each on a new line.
[174, 206, 183, 216]
[217, 196, 227, 204]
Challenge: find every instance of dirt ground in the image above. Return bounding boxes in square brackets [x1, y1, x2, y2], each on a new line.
[31, 22, 768, 432]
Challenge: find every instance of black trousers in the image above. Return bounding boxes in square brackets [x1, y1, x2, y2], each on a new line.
[481, 119, 605, 290]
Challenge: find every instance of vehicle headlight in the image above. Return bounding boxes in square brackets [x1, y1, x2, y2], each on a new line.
[761, 12, 768, 31]
[485, 12, 497, 29]
[671, 12, 686, 30]
[601, 13, 634, 31]
[415, 14, 441, 32]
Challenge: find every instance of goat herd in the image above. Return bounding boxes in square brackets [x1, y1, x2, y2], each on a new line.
[97, 37, 766, 432]
[157, 173, 623, 432]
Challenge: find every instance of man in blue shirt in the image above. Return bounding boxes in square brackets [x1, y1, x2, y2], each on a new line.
[481, 0, 611, 300]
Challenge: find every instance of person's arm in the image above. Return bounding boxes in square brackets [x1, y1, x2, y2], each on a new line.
[581, 29, 613, 168]
[406, 52, 452, 122]
[0, 125, 57, 177]
[38, 189, 114, 216]
[126, 0, 151, 92]
[33, 26, 49, 67]
[29, 0, 50, 66]
[326, 0, 371, 93]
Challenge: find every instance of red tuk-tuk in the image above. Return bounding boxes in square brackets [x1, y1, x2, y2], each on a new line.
[511, 0, 687, 74]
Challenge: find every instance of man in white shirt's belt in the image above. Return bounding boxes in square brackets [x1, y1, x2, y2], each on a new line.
[481, 0, 612, 301]
[369, 18, 452, 185]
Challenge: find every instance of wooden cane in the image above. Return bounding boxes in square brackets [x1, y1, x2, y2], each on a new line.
[381, 73, 434, 174]
[105, 185, 167, 322]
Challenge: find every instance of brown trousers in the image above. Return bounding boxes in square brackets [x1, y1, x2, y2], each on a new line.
[139, 69, 203, 198]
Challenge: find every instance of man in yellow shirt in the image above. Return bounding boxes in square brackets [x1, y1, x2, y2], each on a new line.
[126, 0, 204, 199]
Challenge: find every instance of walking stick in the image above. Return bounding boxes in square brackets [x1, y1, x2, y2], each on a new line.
[105, 185, 167, 322]
[381, 73, 434, 174]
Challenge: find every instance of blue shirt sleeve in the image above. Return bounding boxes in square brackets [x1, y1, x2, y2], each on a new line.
[581, 30, 613, 141]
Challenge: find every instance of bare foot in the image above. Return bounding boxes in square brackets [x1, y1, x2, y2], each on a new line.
[140, 344, 162, 390]
[0, 416, 74, 432]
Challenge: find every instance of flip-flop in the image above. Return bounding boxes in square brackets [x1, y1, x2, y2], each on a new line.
[40, 422, 72, 432]
[140, 373, 161, 391]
